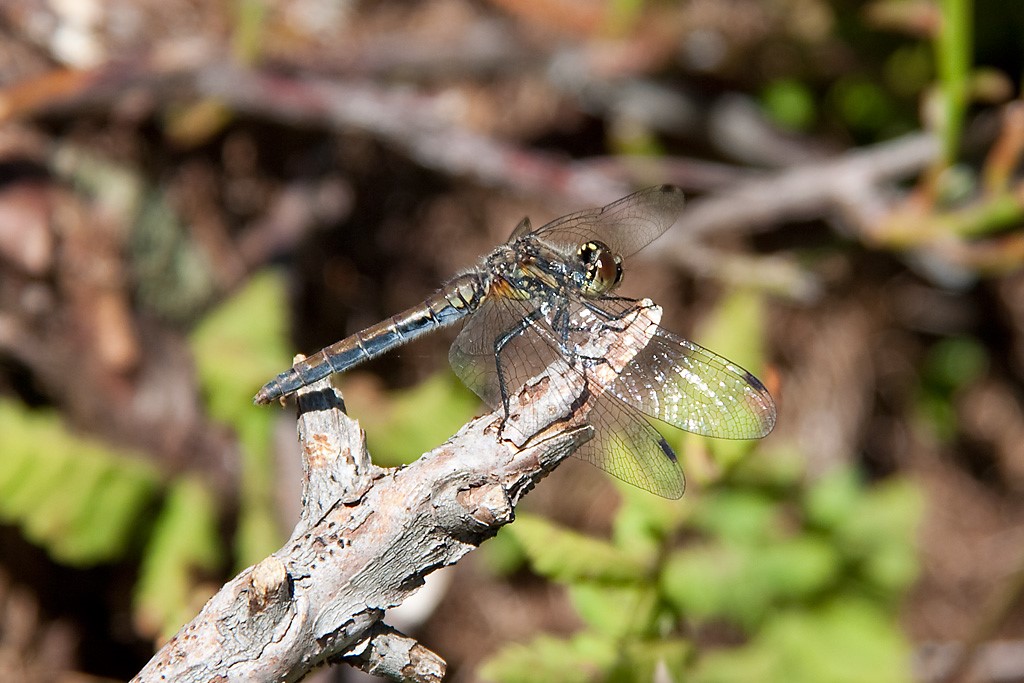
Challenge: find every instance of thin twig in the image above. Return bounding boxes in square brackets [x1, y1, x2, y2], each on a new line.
[2, 60, 944, 224]
[661, 131, 940, 244]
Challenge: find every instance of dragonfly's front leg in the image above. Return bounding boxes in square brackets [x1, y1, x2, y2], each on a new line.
[577, 295, 641, 329]
[492, 307, 546, 424]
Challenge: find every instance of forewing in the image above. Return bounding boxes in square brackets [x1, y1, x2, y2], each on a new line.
[605, 306, 777, 439]
[524, 185, 685, 259]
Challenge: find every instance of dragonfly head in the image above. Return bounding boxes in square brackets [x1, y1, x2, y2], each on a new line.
[578, 240, 623, 297]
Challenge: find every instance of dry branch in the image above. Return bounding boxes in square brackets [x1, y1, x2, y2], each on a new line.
[664, 131, 940, 243]
[132, 302, 664, 682]
[3, 60, 944, 228]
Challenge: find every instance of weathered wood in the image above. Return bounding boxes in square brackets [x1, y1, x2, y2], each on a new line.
[132, 302, 662, 682]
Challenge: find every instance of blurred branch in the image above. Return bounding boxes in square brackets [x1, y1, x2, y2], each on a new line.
[18, 60, 1024, 287]
[662, 131, 940, 244]
[917, 639, 1024, 683]
[0, 59, 630, 205]
[0, 58, 823, 208]
[652, 132, 939, 295]
[0, 59, 939, 228]
[666, 242, 822, 303]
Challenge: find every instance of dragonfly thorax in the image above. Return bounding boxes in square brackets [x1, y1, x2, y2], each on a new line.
[486, 237, 625, 303]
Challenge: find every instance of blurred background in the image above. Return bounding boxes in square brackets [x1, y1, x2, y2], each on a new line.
[1, 0, 1023, 681]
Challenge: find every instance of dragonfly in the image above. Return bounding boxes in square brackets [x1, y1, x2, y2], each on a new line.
[255, 185, 776, 498]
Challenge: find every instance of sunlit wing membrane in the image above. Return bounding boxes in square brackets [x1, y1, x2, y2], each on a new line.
[524, 185, 686, 259]
[606, 317, 776, 439]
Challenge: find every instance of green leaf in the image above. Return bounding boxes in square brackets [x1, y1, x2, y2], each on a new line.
[507, 514, 649, 584]
[752, 536, 841, 601]
[691, 489, 779, 544]
[61, 466, 159, 562]
[917, 337, 988, 440]
[190, 269, 291, 430]
[803, 467, 863, 532]
[804, 470, 921, 599]
[834, 478, 922, 595]
[692, 599, 912, 683]
[693, 289, 770, 468]
[356, 371, 481, 466]
[922, 336, 988, 393]
[828, 76, 896, 135]
[481, 631, 691, 683]
[725, 444, 804, 492]
[662, 543, 751, 624]
[480, 526, 529, 576]
[611, 484, 691, 557]
[662, 534, 840, 629]
[190, 271, 291, 565]
[568, 582, 658, 638]
[606, 638, 688, 683]
[0, 400, 160, 565]
[761, 79, 817, 131]
[479, 632, 617, 683]
[883, 43, 934, 99]
[134, 477, 223, 639]
[609, 637, 692, 683]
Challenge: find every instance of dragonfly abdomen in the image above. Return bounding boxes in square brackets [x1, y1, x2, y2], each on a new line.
[253, 273, 487, 404]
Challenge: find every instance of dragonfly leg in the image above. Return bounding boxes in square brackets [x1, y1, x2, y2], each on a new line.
[492, 307, 546, 425]
[577, 296, 642, 330]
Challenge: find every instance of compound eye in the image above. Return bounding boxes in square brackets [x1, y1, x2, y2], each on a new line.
[578, 241, 623, 296]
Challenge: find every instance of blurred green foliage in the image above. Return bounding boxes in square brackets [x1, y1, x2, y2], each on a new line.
[191, 270, 293, 566]
[356, 372, 481, 467]
[0, 272, 295, 641]
[829, 76, 900, 136]
[692, 598, 909, 683]
[755, 0, 989, 148]
[133, 476, 223, 640]
[761, 79, 817, 131]
[916, 336, 989, 441]
[135, 270, 293, 637]
[484, 464, 921, 682]
[0, 400, 161, 565]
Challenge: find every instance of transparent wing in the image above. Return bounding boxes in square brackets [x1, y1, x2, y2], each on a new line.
[599, 301, 777, 439]
[521, 185, 685, 259]
[449, 291, 685, 498]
